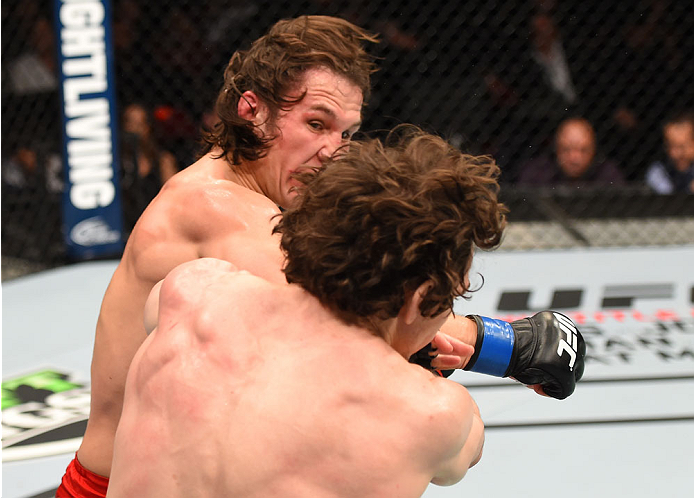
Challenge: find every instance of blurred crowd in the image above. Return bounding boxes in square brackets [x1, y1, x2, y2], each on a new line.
[2, 0, 693, 264]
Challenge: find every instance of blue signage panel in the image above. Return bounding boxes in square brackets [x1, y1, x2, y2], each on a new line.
[54, 0, 123, 259]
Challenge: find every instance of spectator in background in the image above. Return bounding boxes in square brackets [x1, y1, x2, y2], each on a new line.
[1, 145, 63, 195]
[120, 103, 179, 234]
[517, 117, 625, 187]
[4, 7, 62, 168]
[645, 112, 694, 194]
[7, 14, 57, 95]
[525, 11, 578, 108]
[2, 1, 65, 262]
[599, 0, 693, 180]
[1, 141, 64, 261]
[478, 8, 584, 181]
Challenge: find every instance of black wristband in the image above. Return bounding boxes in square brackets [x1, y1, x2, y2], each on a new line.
[463, 314, 485, 371]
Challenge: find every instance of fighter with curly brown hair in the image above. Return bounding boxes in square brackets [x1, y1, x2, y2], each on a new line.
[108, 128, 503, 497]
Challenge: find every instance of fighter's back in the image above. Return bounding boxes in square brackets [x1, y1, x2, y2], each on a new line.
[107, 259, 474, 498]
[79, 155, 286, 477]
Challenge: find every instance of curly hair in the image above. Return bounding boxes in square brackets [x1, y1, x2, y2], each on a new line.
[273, 126, 507, 330]
[200, 15, 378, 165]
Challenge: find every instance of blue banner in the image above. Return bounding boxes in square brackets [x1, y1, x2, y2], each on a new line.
[54, 0, 123, 259]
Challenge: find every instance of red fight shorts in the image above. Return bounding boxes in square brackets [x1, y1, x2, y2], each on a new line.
[56, 453, 109, 498]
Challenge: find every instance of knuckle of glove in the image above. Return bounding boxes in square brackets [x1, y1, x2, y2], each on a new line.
[515, 311, 582, 399]
[544, 382, 573, 400]
[574, 333, 587, 382]
[513, 367, 545, 387]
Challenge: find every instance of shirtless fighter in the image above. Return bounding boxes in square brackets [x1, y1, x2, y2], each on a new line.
[58, 14, 585, 498]
[57, 16, 378, 496]
[107, 129, 499, 497]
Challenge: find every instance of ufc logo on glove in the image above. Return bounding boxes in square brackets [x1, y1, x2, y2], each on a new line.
[554, 312, 580, 370]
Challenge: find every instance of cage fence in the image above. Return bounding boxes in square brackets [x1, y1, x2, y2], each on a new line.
[2, 0, 694, 280]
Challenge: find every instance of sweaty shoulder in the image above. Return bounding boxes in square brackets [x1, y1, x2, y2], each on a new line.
[148, 158, 279, 241]
[122, 157, 281, 283]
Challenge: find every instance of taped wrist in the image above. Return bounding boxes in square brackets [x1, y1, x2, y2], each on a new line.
[463, 315, 515, 377]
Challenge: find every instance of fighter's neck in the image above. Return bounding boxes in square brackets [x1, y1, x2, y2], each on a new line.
[368, 316, 412, 360]
[227, 163, 263, 195]
[208, 149, 265, 197]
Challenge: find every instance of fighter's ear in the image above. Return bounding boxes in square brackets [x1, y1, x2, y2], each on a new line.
[402, 280, 434, 325]
[238, 91, 268, 125]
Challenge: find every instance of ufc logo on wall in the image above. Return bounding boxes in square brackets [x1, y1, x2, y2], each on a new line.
[496, 283, 681, 311]
[555, 312, 580, 370]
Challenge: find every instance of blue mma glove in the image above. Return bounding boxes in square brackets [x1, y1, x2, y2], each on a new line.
[465, 311, 586, 399]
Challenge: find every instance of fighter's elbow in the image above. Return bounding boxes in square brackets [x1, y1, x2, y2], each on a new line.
[430, 471, 466, 487]
[469, 443, 483, 468]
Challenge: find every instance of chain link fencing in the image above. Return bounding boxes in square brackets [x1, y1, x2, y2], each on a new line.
[3, 0, 694, 280]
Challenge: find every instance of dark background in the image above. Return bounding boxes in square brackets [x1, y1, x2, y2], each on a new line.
[3, 0, 694, 278]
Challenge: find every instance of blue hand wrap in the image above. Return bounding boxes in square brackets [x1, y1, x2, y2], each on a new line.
[468, 317, 515, 377]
